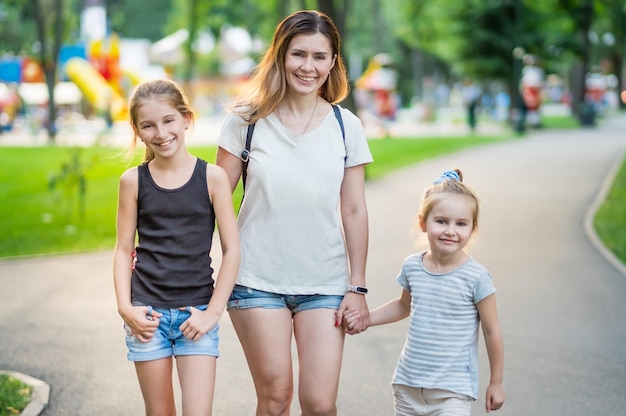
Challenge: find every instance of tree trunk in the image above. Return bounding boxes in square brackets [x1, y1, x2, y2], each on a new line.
[572, 0, 594, 119]
[183, 0, 199, 99]
[33, 0, 63, 144]
[612, 10, 625, 111]
[613, 52, 624, 110]
[317, 0, 356, 112]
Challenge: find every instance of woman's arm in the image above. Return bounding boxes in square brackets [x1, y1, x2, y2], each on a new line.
[216, 146, 243, 192]
[336, 164, 370, 333]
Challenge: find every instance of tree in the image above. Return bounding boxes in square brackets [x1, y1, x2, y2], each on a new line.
[33, 0, 64, 143]
[2, 0, 80, 143]
[107, 0, 171, 41]
[0, 1, 39, 53]
[593, 0, 626, 110]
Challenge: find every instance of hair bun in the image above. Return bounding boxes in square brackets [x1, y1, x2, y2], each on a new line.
[433, 169, 462, 184]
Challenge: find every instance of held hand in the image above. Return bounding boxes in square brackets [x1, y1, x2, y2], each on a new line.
[122, 305, 161, 343]
[340, 309, 360, 332]
[179, 307, 219, 341]
[131, 251, 137, 270]
[485, 383, 505, 412]
[335, 293, 370, 335]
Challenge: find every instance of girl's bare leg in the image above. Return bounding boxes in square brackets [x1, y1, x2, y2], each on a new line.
[176, 355, 217, 416]
[135, 357, 176, 416]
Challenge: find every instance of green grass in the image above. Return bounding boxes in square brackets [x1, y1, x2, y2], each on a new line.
[365, 136, 505, 179]
[0, 145, 220, 258]
[0, 374, 32, 415]
[540, 114, 580, 129]
[0, 136, 508, 258]
[3, 132, 624, 265]
[594, 152, 626, 264]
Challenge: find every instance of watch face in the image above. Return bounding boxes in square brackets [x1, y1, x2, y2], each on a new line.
[348, 285, 368, 294]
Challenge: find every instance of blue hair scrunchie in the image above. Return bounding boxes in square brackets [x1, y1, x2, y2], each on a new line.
[433, 169, 461, 184]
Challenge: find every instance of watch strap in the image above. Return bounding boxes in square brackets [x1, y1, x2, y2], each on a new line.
[347, 284, 368, 294]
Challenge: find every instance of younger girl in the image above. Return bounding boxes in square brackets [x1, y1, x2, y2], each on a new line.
[366, 169, 505, 415]
[113, 78, 240, 416]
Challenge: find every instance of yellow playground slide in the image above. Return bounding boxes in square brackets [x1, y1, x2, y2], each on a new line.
[65, 57, 128, 121]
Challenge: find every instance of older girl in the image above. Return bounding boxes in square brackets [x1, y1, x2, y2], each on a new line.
[113, 78, 239, 416]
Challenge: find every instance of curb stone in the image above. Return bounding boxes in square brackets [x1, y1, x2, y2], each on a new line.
[583, 147, 626, 277]
[0, 370, 50, 416]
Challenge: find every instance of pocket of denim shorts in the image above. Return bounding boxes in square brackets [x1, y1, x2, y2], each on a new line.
[122, 322, 137, 341]
[228, 284, 249, 301]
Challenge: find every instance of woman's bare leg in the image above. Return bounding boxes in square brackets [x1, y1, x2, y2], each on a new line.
[294, 308, 345, 416]
[230, 308, 295, 416]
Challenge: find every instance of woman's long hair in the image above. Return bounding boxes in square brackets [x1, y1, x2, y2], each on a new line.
[232, 10, 349, 124]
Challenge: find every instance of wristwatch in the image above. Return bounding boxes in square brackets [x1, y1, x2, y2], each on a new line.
[347, 285, 368, 295]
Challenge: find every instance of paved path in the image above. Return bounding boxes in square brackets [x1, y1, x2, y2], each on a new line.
[1, 115, 626, 415]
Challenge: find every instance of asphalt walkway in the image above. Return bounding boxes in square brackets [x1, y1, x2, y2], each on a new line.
[1, 114, 625, 415]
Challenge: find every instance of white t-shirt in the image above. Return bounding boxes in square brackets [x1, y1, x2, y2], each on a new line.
[217, 106, 373, 295]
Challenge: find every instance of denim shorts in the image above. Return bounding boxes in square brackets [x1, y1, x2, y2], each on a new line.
[125, 304, 219, 362]
[227, 284, 344, 315]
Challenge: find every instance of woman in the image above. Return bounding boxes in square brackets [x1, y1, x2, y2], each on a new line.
[216, 10, 373, 416]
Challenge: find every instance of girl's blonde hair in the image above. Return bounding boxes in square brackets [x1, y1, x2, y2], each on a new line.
[231, 10, 349, 124]
[415, 169, 481, 242]
[128, 78, 194, 162]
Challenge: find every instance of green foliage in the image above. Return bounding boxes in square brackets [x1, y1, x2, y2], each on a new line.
[47, 148, 90, 223]
[108, 0, 172, 41]
[0, 374, 32, 416]
[2, 0, 81, 58]
[594, 154, 626, 264]
[0, 1, 37, 53]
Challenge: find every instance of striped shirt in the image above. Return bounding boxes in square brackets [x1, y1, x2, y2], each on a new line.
[392, 252, 496, 399]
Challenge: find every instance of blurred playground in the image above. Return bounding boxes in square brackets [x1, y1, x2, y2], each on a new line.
[0, 2, 254, 142]
[1, 3, 622, 145]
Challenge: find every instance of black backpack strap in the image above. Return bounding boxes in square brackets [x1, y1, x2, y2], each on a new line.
[331, 104, 347, 162]
[241, 123, 255, 191]
[240, 106, 344, 206]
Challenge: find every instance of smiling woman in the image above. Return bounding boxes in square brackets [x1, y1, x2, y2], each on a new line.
[215, 10, 373, 415]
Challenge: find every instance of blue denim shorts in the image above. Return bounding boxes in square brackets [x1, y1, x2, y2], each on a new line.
[227, 284, 343, 315]
[125, 304, 219, 362]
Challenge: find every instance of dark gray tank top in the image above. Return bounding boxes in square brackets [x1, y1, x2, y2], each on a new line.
[131, 158, 215, 308]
